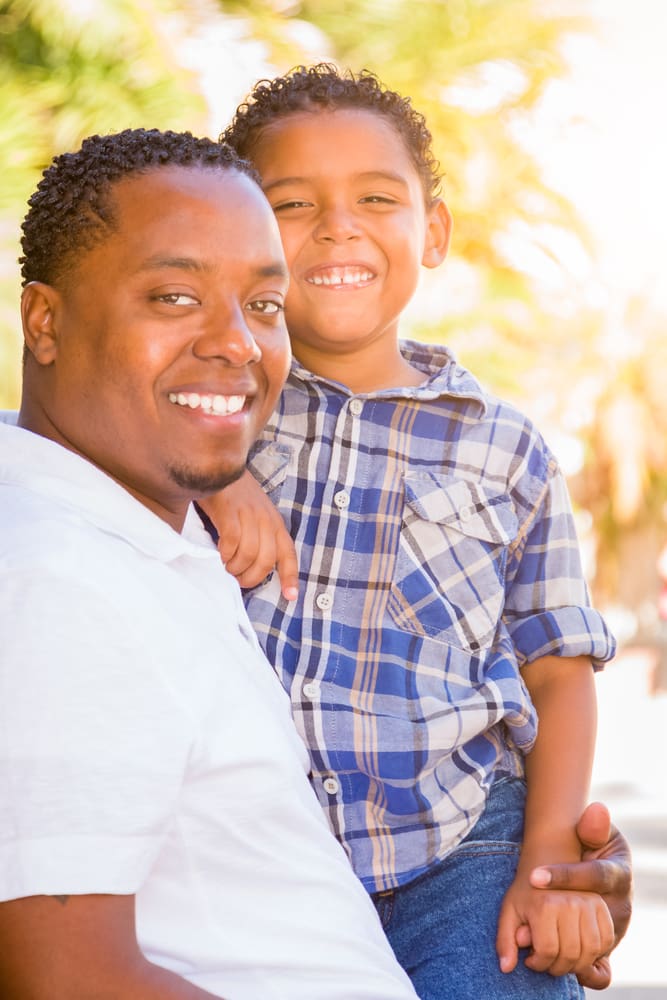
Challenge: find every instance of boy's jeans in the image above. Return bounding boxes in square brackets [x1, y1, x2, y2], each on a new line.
[372, 777, 584, 1000]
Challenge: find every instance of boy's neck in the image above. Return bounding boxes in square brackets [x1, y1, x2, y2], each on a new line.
[292, 342, 426, 394]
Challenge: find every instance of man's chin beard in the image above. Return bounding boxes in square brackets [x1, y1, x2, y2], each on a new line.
[168, 462, 246, 497]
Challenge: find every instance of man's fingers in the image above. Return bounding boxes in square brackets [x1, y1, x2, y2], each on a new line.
[574, 956, 612, 991]
[531, 858, 626, 895]
[575, 801, 612, 850]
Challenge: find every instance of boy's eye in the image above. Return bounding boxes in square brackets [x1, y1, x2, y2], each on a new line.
[246, 299, 284, 316]
[153, 292, 199, 306]
[359, 195, 397, 205]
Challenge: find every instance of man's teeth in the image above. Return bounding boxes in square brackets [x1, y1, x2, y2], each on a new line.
[307, 267, 374, 287]
[168, 392, 245, 415]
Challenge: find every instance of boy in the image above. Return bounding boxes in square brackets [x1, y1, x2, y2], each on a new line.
[204, 65, 618, 999]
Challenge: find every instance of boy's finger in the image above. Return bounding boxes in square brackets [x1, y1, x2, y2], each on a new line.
[221, 516, 262, 576]
[217, 513, 243, 563]
[495, 905, 520, 974]
[276, 533, 299, 601]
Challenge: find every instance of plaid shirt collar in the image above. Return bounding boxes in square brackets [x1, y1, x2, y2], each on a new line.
[289, 340, 488, 414]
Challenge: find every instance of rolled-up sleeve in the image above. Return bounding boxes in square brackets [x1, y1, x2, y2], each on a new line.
[503, 458, 616, 669]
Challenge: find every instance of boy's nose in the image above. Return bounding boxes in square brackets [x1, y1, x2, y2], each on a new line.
[193, 305, 261, 366]
[314, 205, 362, 243]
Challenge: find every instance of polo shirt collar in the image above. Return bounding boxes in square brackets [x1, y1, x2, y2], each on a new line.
[0, 422, 215, 562]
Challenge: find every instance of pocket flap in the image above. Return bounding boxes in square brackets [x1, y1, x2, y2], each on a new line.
[247, 442, 291, 492]
[403, 473, 517, 545]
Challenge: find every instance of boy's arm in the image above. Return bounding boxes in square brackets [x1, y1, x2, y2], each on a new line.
[496, 654, 614, 978]
[0, 894, 222, 999]
[199, 469, 299, 599]
[527, 802, 633, 989]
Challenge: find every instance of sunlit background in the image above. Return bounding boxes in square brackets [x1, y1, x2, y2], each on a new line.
[1, 1, 666, 993]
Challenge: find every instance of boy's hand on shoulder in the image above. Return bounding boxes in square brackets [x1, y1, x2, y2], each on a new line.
[199, 471, 299, 599]
[496, 871, 614, 980]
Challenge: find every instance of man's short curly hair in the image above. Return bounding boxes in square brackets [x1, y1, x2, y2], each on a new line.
[222, 64, 442, 204]
[20, 127, 257, 288]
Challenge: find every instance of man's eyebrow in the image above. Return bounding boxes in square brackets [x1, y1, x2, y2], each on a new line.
[139, 256, 288, 280]
[255, 262, 290, 280]
[140, 255, 207, 273]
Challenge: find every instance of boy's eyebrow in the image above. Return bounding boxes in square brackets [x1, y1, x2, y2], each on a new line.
[263, 170, 411, 192]
[138, 255, 288, 279]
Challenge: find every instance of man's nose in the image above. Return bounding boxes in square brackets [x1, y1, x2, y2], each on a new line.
[193, 304, 261, 366]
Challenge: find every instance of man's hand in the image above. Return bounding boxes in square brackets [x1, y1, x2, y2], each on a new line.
[517, 802, 633, 989]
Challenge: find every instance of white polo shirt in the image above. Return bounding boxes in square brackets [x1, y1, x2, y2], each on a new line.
[0, 422, 417, 1000]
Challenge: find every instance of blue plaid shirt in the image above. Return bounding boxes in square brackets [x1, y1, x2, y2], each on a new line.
[243, 341, 615, 893]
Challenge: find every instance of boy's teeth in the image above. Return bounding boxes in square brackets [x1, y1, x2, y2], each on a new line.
[308, 267, 373, 286]
[168, 392, 245, 415]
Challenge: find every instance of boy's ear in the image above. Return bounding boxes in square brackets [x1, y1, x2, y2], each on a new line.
[21, 282, 62, 366]
[422, 198, 452, 269]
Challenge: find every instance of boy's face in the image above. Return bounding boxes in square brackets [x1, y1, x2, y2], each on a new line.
[21, 165, 290, 527]
[250, 109, 450, 367]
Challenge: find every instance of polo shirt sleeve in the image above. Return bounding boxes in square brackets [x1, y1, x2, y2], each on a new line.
[503, 456, 616, 669]
[0, 568, 192, 903]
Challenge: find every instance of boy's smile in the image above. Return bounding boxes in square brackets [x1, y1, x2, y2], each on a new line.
[305, 264, 375, 288]
[250, 109, 451, 389]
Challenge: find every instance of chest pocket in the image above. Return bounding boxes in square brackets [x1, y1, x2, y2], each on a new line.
[388, 474, 519, 652]
[247, 441, 291, 500]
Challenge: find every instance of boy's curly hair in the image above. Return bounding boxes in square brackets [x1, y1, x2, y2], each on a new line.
[223, 64, 442, 204]
[20, 128, 257, 288]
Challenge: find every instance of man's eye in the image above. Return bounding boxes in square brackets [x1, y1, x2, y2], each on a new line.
[154, 293, 199, 306]
[273, 200, 311, 211]
[246, 300, 283, 315]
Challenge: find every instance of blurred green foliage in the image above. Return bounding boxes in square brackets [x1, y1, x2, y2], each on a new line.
[1, 0, 665, 617]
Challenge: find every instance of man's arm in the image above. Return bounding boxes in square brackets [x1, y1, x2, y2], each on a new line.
[0, 894, 223, 999]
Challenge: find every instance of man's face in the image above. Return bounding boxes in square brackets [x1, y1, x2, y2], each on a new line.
[26, 166, 290, 526]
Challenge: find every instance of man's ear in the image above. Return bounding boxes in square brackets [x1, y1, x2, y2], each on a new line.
[422, 198, 452, 269]
[21, 282, 62, 366]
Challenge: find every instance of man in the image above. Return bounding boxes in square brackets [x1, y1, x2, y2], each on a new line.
[0, 128, 420, 999]
[0, 128, 631, 998]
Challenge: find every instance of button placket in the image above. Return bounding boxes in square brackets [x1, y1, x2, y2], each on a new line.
[315, 592, 333, 611]
[302, 680, 321, 700]
[333, 489, 350, 510]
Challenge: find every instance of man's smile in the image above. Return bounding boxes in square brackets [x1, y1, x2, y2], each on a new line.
[168, 392, 246, 416]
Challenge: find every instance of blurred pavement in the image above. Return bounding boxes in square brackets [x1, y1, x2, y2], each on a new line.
[584, 647, 667, 998]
